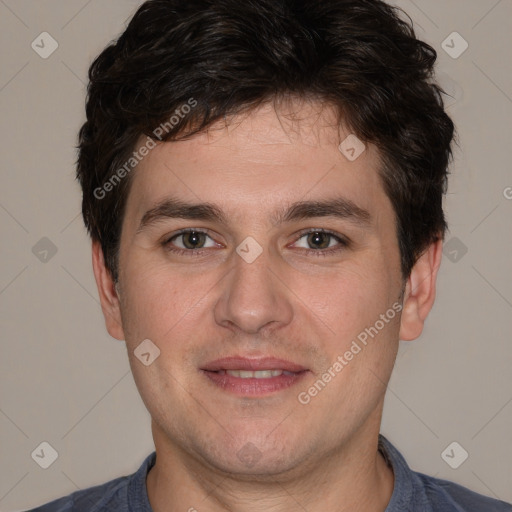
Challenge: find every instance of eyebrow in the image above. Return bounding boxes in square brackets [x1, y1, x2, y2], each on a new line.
[136, 196, 371, 234]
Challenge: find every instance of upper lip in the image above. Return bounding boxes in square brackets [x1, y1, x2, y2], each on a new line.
[201, 356, 308, 372]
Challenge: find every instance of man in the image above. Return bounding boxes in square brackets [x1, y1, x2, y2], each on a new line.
[29, 0, 511, 510]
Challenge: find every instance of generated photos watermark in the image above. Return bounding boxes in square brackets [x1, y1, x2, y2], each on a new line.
[298, 301, 403, 405]
[94, 97, 198, 200]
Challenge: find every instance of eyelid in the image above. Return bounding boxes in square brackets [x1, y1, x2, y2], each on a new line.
[293, 227, 348, 243]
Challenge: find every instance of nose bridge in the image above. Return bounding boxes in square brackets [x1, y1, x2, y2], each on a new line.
[213, 241, 293, 334]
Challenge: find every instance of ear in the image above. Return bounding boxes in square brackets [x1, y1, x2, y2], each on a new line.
[399, 238, 443, 341]
[91, 240, 125, 341]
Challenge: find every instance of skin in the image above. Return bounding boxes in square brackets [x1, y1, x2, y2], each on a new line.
[92, 98, 442, 512]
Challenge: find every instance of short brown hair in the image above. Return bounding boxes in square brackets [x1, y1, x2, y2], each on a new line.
[77, 0, 455, 282]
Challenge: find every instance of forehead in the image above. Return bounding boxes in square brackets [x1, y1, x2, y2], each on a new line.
[123, 99, 389, 227]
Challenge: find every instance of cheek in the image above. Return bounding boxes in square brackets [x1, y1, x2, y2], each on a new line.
[119, 260, 195, 346]
[301, 263, 401, 422]
[298, 259, 397, 341]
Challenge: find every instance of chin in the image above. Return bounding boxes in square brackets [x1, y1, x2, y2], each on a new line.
[209, 451, 300, 479]
[194, 429, 308, 479]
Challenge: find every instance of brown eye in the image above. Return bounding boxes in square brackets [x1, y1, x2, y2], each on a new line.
[180, 231, 207, 249]
[291, 229, 349, 256]
[306, 231, 332, 249]
[164, 229, 218, 253]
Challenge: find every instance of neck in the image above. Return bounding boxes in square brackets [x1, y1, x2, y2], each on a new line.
[146, 416, 394, 512]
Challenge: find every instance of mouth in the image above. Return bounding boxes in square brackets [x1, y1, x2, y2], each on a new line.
[200, 357, 310, 396]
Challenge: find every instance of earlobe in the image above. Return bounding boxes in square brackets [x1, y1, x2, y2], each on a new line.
[399, 239, 443, 341]
[91, 240, 125, 341]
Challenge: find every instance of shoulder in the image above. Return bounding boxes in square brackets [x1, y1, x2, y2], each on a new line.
[24, 452, 156, 512]
[414, 471, 512, 511]
[378, 434, 511, 512]
[24, 475, 130, 512]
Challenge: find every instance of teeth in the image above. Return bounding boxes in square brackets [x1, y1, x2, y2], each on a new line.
[224, 369, 291, 378]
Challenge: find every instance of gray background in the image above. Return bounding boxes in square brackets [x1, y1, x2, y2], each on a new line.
[0, 0, 511, 510]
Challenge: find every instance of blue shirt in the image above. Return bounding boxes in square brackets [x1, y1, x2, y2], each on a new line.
[26, 434, 511, 511]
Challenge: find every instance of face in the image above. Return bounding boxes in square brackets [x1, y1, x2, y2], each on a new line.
[94, 99, 438, 479]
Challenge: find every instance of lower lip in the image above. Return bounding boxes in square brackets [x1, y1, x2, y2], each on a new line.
[201, 370, 309, 396]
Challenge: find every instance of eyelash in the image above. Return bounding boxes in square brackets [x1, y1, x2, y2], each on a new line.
[162, 228, 349, 257]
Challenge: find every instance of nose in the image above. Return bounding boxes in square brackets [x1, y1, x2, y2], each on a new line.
[213, 244, 294, 335]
